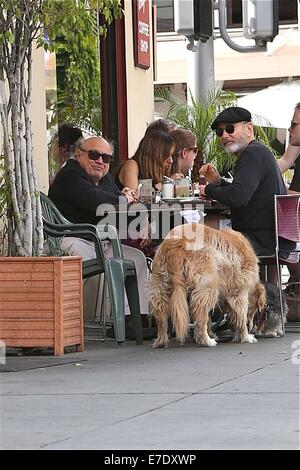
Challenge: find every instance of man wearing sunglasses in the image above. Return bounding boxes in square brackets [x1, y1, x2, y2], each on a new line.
[199, 107, 294, 265]
[49, 136, 151, 336]
[49, 136, 137, 223]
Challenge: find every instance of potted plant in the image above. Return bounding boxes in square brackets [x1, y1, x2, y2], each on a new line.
[0, 0, 122, 355]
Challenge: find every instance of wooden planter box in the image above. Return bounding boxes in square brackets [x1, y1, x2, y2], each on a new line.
[0, 257, 84, 356]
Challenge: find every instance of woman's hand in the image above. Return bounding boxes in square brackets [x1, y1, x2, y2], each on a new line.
[122, 187, 139, 203]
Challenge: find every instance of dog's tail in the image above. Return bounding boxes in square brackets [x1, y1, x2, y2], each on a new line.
[163, 241, 190, 343]
[170, 281, 190, 344]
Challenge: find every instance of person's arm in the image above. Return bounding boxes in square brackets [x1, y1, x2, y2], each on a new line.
[204, 147, 264, 208]
[64, 170, 126, 214]
[277, 145, 300, 173]
[118, 159, 139, 190]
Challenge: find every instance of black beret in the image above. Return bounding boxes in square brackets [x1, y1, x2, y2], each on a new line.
[211, 107, 252, 130]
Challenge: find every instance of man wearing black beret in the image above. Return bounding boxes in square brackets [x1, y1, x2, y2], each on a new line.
[199, 106, 294, 267]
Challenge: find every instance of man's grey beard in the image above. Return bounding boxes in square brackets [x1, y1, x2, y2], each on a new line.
[224, 137, 249, 155]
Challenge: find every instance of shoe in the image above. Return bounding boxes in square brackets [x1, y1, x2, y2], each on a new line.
[214, 320, 235, 343]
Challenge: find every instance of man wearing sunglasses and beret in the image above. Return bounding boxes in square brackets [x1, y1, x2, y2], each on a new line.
[49, 136, 152, 337]
[199, 106, 294, 269]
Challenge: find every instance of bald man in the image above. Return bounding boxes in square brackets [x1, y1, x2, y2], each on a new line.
[49, 136, 150, 323]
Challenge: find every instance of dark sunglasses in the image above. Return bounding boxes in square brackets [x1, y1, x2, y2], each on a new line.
[290, 121, 300, 129]
[187, 146, 198, 154]
[215, 121, 247, 137]
[81, 148, 113, 163]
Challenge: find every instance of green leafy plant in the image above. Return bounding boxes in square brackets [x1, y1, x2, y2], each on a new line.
[48, 2, 104, 133]
[155, 88, 237, 179]
[0, 154, 11, 255]
[155, 88, 278, 179]
[0, 0, 122, 256]
[45, 237, 72, 257]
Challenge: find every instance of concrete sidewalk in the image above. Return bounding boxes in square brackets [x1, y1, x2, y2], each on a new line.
[1, 332, 299, 450]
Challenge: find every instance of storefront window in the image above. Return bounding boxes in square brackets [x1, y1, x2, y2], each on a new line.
[155, 0, 297, 33]
[154, 0, 174, 33]
[227, 0, 297, 28]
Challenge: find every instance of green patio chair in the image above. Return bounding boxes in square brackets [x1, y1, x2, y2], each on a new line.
[40, 192, 143, 345]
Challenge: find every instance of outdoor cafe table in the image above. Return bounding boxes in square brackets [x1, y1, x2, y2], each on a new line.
[96, 198, 231, 241]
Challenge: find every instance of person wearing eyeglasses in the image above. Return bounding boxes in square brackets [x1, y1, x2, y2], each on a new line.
[48, 136, 152, 338]
[169, 128, 198, 177]
[199, 107, 294, 269]
[49, 136, 137, 223]
[277, 102, 300, 193]
[277, 103, 300, 295]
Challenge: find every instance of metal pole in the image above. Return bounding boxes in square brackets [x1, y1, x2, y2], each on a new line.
[187, 35, 215, 103]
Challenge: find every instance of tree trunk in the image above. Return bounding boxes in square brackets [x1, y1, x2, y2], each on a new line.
[0, 8, 44, 256]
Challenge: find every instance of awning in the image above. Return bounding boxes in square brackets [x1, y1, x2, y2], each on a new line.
[237, 80, 300, 128]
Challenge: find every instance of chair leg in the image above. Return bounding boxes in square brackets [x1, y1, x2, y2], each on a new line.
[276, 260, 286, 336]
[101, 276, 108, 340]
[92, 274, 102, 323]
[105, 259, 126, 344]
[125, 273, 143, 345]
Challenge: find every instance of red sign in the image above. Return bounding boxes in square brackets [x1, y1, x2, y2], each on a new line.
[133, 0, 150, 69]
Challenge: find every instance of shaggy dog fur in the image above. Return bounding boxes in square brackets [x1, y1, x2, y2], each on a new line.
[252, 282, 288, 337]
[149, 224, 266, 348]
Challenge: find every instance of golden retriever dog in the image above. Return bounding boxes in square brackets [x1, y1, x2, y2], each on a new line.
[149, 224, 266, 348]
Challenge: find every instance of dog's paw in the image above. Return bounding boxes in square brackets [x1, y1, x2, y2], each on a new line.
[261, 331, 281, 338]
[206, 338, 217, 347]
[197, 337, 217, 347]
[241, 333, 257, 344]
[152, 338, 168, 348]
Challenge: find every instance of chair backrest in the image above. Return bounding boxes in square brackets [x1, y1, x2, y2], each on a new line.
[39, 192, 110, 274]
[40, 192, 70, 225]
[275, 194, 300, 243]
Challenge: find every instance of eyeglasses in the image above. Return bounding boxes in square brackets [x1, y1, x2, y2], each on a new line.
[187, 146, 198, 154]
[290, 121, 300, 129]
[80, 148, 113, 163]
[215, 122, 247, 137]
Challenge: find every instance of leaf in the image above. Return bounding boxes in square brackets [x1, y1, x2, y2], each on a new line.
[5, 31, 15, 44]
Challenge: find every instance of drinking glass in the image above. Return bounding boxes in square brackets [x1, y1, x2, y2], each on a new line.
[138, 179, 153, 203]
[174, 178, 190, 197]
